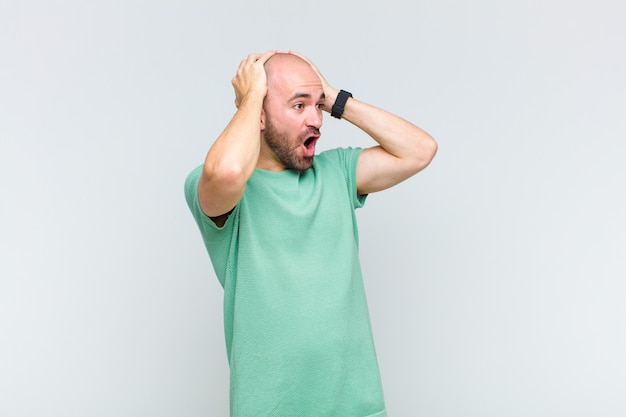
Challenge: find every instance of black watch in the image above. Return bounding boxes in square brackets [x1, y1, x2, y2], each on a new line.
[331, 90, 353, 119]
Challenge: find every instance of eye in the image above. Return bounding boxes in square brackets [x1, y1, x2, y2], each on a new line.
[294, 103, 304, 110]
[316, 103, 324, 109]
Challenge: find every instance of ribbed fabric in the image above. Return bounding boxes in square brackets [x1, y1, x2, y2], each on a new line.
[185, 148, 386, 417]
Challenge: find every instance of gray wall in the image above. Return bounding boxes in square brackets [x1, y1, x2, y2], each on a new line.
[1, 0, 624, 416]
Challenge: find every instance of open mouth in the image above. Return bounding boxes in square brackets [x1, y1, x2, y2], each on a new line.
[303, 136, 318, 156]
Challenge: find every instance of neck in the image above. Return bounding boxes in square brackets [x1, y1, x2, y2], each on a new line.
[257, 140, 287, 172]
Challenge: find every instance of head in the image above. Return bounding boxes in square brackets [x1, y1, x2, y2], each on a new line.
[259, 53, 324, 172]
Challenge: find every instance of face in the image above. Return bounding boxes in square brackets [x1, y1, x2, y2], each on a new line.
[263, 112, 320, 171]
[261, 56, 324, 171]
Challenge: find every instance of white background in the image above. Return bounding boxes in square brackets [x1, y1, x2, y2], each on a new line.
[1, 0, 625, 416]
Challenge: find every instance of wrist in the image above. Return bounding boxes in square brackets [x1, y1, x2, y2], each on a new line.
[322, 88, 338, 113]
[239, 89, 265, 107]
[330, 89, 352, 119]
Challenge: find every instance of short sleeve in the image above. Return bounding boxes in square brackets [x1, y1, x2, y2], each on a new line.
[320, 147, 368, 209]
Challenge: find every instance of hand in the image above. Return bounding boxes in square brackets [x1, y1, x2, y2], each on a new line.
[232, 51, 277, 108]
[288, 51, 339, 113]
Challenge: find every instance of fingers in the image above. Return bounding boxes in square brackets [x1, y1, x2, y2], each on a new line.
[234, 51, 278, 82]
[256, 50, 278, 65]
[233, 51, 274, 81]
[231, 51, 278, 109]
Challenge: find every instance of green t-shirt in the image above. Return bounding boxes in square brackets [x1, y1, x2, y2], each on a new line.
[185, 148, 386, 417]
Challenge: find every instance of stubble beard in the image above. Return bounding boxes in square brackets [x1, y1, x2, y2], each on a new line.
[264, 118, 314, 172]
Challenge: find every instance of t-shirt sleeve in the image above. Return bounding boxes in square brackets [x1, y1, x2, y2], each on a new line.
[184, 165, 238, 286]
[184, 164, 237, 241]
[333, 147, 368, 209]
[184, 165, 211, 229]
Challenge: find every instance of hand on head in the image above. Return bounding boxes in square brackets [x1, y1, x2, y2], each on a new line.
[232, 51, 276, 109]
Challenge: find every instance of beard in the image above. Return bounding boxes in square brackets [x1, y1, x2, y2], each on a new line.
[264, 117, 317, 172]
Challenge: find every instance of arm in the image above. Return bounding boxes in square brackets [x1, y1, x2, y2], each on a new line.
[197, 51, 276, 224]
[343, 98, 438, 195]
[291, 52, 437, 195]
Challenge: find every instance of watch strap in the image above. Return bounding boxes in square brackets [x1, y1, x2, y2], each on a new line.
[331, 89, 353, 119]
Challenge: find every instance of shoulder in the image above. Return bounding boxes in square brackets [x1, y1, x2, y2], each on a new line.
[316, 147, 363, 169]
[184, 164, 204, 208]
[315, 148, 367, 207]
[185, 164, 236, 231]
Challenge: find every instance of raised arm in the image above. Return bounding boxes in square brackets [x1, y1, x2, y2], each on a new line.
[198, 51, 276, 223]
[291, 52, 437, 195]
[344, 98, 437, 195]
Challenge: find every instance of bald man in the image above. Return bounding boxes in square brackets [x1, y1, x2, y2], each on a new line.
[185, 51, 437, 417]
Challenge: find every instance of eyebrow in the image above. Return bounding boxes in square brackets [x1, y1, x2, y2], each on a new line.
[288, 92, 326, 102]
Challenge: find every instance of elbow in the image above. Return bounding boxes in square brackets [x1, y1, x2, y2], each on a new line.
[202, 160, 248, 191]
[410, 134, 438, 174]
[427, 136, 438, 164]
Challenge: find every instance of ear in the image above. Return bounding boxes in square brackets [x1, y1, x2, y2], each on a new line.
[260, 108, 266, 130]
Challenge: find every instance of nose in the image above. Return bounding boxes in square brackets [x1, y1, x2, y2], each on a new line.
[305, 105, 323, 129]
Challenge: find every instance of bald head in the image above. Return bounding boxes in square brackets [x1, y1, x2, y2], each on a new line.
[264, 53, 320, 91]
[265, 53, 308, 75]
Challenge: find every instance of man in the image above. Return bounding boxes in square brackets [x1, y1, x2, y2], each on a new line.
[185, 51, 437, 417]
